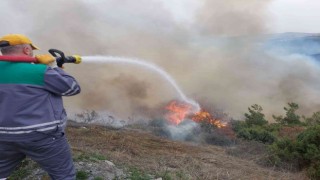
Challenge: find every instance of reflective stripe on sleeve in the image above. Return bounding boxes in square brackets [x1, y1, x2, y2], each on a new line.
[61, 82, 77, 96]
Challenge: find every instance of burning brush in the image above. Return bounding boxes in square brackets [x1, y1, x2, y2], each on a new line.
[165, 100, 227, 128]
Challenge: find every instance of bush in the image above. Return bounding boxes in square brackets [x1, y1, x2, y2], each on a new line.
[268, 125, 320, 179]
[304, 111, 320, 126]
[268, 138, 301, 169]
[307, 162, 320, 180]
[232, 105, 277, 144]
[231, 120, 248, 133]
[244, 104, 268, 127]
[263, 123, 282, 133]
[237, 127, 276, 144]
[273, 103, 301, 125]
[296, 125, 320, 179]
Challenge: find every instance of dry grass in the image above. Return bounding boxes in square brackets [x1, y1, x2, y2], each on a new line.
[67, 125, 307, 180]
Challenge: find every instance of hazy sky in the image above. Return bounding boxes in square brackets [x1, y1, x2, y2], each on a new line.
[269, 0, 320, 33]
[162, 0, 320, 33]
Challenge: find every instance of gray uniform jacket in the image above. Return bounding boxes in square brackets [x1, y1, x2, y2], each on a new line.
[0, 61, 81, 141]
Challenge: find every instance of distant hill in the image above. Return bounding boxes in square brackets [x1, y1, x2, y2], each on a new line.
[263, 32, 320, 57]
[192, 32, 320, 59]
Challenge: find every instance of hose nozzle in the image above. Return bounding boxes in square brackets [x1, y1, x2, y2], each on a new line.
[49, 49, 81, 67]
[64, 55, 82, 64]
[72, 55, 82, 64]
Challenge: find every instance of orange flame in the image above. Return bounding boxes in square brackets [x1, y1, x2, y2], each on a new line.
[165, 101, 192, 125]
[165, 100, 227, 128]
[192, 109, 227, 128]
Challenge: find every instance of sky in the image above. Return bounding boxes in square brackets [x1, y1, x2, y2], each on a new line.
[161, 0, 320, 33]
[269, 0, 320, 33]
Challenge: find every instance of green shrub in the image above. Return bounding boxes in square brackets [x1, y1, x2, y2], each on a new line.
[244, 104, 268, 127]
[273, 103, 301, 125]
[307, 162, 320, 180]
[231, 120, 248, 133]
[263, 123, 282, 133]
[268, 125, 320, 179]
[304, 111, 320, 126]
[237, 127, 276, 144]
[268, 138, 301, 164]
[296, 125, 320, 179]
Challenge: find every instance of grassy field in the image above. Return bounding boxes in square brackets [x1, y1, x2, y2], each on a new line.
[66, 124, 307, 180]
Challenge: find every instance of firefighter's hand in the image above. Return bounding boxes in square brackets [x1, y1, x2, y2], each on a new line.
[35, 54, 55, 65]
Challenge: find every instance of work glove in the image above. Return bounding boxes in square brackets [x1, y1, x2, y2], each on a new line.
[35, 54, 58, 68]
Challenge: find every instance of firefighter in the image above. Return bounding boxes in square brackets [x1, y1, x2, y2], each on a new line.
[0, 34, 80, 179]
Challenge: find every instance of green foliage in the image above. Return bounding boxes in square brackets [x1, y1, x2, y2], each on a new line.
[129, 168, 151, 180]
[237, 127, 276, 144]
[244, 104, 268, 127]
[268, 125, 320, 179]
[76, 170, 89, 180]
[231, 120, 248, 133]
[238, 103, 320, 178]
[263, 123, 282, 134]
[296, 125, 320, 169]
[233, 105, 276, 144]
[304, 111, 320, 126]
[307, 162, 320, 180]
[273, 103, 301, 125]
[268, 138, 301, 167]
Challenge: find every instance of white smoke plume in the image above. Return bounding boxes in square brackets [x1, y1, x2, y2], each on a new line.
[1, 0, 320, 121]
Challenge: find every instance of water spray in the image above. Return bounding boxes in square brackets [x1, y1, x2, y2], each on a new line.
[0, 52, 201, 119]
[81, 56, 201, 113]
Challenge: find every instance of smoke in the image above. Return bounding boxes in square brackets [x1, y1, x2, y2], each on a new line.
[166, 120, 199, 141]
[195, 0, 272, 36]
[1, 0, 320, 121]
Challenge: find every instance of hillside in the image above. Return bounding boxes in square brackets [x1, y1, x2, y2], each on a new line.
[9, 122, 309, 180]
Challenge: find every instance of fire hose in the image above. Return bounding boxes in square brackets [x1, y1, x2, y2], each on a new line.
[0, 49, 81, 67]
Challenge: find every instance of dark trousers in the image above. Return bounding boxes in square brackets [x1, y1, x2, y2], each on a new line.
[0, 132, 75, 180]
